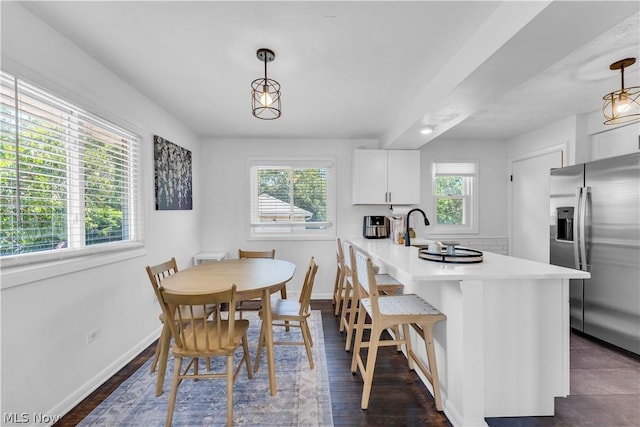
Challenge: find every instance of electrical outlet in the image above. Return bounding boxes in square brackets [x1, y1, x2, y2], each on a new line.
[86, 328, 101, 344]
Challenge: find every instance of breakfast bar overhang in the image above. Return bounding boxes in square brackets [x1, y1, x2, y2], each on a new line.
[347, 237, 591, 427]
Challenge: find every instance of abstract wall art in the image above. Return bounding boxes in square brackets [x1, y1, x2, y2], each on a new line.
[153, 135, 193, 210]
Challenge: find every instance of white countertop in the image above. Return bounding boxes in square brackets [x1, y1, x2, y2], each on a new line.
[347, 237, 590, 281]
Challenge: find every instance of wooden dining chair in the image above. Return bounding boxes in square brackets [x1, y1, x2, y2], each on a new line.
[158, 284, 252, 427]
[146, 258, 178, 375]
[350, 246, 446, 411]
[254, 257, 319, 371]
[340, 240, 404, 351]
[237, 249, 287, 315]
[238, 249, 276, 259]
[145, 258, 216, 396]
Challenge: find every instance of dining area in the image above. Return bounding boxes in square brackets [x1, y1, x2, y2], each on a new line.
[54, 240, 450, 427]
[144, 250, 319, 427]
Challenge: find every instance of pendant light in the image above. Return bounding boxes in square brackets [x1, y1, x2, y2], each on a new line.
[602, 57, 639, 125]
[251, 48, 281, 120]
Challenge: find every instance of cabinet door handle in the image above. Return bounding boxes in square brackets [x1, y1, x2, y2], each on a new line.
[388, 192, 391, 203]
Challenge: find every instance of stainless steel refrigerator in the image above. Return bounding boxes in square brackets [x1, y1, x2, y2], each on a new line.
[550, 152, 639, 355]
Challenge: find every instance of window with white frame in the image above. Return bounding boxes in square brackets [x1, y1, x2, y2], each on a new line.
[0, 70, 142, 264]
[431, 162, 477, 233]
[249, 159, 335, 239]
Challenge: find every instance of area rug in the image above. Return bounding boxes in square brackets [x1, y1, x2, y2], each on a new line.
[79, 310, 333, 427]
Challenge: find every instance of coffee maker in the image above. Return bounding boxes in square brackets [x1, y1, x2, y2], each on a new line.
[363, 216, 389, 239]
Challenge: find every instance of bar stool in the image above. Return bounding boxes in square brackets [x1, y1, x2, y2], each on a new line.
[340, 240, 403, 351]
[350, 246, 446, 411]
[333, 238, 373, 317]
[333, 238, 346, 316]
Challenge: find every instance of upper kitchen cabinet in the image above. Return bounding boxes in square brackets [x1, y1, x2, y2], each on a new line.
[591, 124, 640, 161]
[352, 149, 421, 205]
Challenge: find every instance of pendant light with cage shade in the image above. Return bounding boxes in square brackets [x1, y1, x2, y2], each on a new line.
[251, 48, 281, 120]
[603, 57, 640, 125]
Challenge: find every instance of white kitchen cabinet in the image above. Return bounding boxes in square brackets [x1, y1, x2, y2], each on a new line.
[352, 149, 420, 205]
[591, 124, 639, 161]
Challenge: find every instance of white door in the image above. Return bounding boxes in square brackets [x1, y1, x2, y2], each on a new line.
[511, 150, 563, 263]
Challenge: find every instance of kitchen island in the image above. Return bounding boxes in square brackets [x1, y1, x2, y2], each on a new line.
[347, 237, 590, 427]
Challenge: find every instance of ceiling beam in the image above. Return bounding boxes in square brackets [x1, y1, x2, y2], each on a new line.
[382, 1, 638, 149]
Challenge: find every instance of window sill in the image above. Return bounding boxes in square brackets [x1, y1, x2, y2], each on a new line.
[249, 233, 337, 241]
[0, 244, 147, 290]
[427, 227, 479, 235]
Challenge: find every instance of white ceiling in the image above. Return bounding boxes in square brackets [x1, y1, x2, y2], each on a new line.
[18, 1, 640, 148]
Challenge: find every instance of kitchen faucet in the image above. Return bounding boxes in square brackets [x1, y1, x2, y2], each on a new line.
[404, 208, 430, 247]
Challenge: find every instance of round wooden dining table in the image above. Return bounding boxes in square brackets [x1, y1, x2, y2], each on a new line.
[159, 258, 296, 396]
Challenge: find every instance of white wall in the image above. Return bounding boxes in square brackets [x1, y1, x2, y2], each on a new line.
[199, 138, 383, 299]
[417, 138, 509, 240]
[508, 115, 579, 165]
[509, 112, 639, 166]
[1, 2, 202, 419]
[198, 137, 510, 301]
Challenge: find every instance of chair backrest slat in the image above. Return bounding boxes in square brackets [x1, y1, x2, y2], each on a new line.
[354, 249, 371, 295]
[158, 285, 238, 353]
[238, 249, 275, 259]
[146, 257, 179, 306]
[298, 257, 319, 315]
[351, 247, 381, 319]
[336, 238, 345, 265]
[342, 241, 352, 269]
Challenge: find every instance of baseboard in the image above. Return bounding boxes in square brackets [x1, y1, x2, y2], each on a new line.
[45, 325, 162, 424]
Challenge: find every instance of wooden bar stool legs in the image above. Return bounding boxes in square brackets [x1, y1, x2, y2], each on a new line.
[349, 246, 446, 411]
[352, 317, 444, 410]
[412, 322, 443, 410]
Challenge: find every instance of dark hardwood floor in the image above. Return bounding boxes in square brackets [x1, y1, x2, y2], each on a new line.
[55, 300, 449, 426]
[318, 301, 451, 427]
[55, 300, 640, 427]
[486, 330, 640, 427]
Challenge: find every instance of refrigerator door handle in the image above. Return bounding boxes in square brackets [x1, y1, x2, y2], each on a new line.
[574, 187, 583, 270]
[579, 186, 591, 271]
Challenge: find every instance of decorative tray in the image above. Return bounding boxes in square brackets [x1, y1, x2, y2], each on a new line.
[418, 247, 484, 264]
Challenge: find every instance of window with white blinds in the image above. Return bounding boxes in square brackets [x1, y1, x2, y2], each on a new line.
[431, 161, 478, 233]
[0, 70, 142, 264]
[249, 158, 335, 238]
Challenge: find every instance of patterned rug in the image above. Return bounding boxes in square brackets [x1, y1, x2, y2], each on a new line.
[79, 310, 333, 426]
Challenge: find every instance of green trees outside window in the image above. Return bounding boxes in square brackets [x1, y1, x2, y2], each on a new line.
[257, 167, 328, 225]
[0, 117, 68, 254]
[1, 71, 139, 258]
[250, 160, 335, 237]
[434, 176, 465, 225]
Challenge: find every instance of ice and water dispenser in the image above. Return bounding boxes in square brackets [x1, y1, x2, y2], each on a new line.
[556, 207, 574, 242]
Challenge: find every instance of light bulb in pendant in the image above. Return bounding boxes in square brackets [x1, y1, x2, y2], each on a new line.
[260, 85, 273, 107]
[616, 92, 630, 114]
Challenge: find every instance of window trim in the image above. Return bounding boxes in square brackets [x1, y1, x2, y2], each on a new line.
[0, 70, 144, 269]
[430, 161, 479, 234]
[0, 243, 147, 289]
[248, 157, 336, 241]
